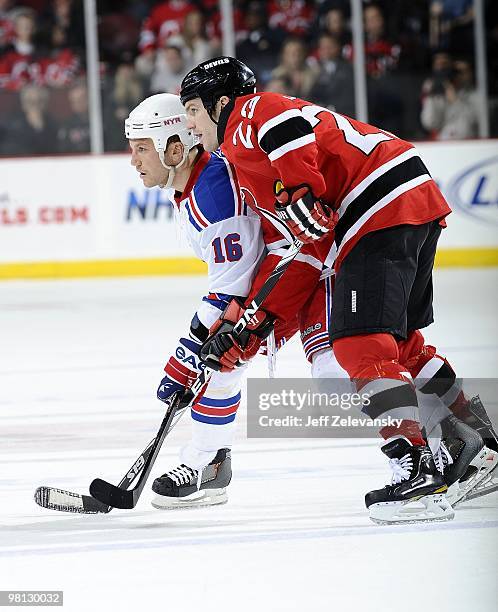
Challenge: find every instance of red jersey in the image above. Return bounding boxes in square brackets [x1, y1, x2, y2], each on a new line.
[268, 0, 315, 36]
[219, 92, 450, 273]
[218, 92, 450, 322]
[138, 0, 195, 53]
[0, 48, 80, 90]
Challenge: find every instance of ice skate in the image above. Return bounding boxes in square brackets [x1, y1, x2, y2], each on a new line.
[460, 396, 498, 452]
[435, 414, 497, 505]
[151, 449, 231, 509]
[450, 397, 498, 503]
[366, 437, 454, 525]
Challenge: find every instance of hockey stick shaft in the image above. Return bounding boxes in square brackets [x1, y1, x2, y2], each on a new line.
[90, 239, 303, 509]
[34, 400, 191, 514]
[234, 238, 302, 335]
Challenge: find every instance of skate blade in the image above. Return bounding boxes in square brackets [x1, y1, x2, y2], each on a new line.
[451, 447, 498, 506]
[455, 448, 498, 504]
[369, 493, 455, 525]
[151, 488, 227, 510]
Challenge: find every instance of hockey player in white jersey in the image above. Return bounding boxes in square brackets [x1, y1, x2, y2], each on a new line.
[126, 93, 267, 509]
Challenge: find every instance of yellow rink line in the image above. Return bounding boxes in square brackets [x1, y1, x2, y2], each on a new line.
[0, 249, 496, 280]
[0, 258, 207, 280]
[434, 248, 498, 267]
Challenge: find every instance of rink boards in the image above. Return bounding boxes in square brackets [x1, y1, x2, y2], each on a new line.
[0, 139, 497, 278]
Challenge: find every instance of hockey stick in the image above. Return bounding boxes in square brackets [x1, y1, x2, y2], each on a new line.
[88, 237, 304, 510]
[34, 399, 189, 514]
[34, 439, 155, 514]
[89, 372, 211, 509]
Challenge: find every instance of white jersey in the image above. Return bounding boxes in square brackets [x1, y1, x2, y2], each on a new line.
[162, 148, 264, 460]
[173, 149, 264, 328]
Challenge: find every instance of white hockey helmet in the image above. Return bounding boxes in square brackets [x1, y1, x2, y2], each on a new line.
[125, 93, 198, 187]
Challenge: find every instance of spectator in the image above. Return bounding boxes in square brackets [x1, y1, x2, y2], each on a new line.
[429, 0, 474, 55]
[104, 62, 144, 152]
[363, 3, 401, 77]
[236, 1, 285, 83]
[98, 12, 140, 69]
[57, 79, 90, 153]
[39, 0, 85, 52]
[199, 0, 246, 45]
[309, 33, 354, 116]
[321, 7, 350, 48]
[149, 44, 189, 95]
[339, 4, 404, 133]
[0, 7, 39, 90]
[138, 0, 195, 55]
[168, 9, 215, 67]
[1, 84, 58, 155]
[0, 0, 15, 51]
[0, 5, 80, 90]
[421, 58, 479, 140]
[424, 50, 453, 87]
[271, 37, 318, 98]
[264, 75, 292, 95]
[268, 0, 315, 38]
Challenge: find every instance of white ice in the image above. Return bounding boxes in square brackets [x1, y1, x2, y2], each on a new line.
[1, 269, 497, 612]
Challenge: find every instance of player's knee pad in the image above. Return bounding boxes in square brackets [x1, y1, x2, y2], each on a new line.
[333, 333, 401, 380]
[400, 332, 457, 397]
[397, 330, 425, 366]
[334, 334, 421, 441]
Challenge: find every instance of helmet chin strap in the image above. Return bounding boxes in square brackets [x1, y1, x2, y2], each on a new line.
[207, 106, 219, 125]
[157, 145, 190, 189]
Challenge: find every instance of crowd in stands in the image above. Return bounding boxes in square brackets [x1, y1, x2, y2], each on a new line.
[0, 0, 495, 157]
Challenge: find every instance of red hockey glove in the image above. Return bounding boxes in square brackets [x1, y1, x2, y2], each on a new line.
[274, 182, 338, 243]
[200, 298, 275, 372]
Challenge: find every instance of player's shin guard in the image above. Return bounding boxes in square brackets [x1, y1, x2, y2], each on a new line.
[400, 331, 464, 414]
[333, 333, 425, 445]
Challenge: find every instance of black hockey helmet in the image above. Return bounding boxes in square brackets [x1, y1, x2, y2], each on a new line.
[180, 56, 256, 115]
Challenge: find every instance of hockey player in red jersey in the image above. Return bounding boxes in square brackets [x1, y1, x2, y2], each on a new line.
[179, 57, 498, 523]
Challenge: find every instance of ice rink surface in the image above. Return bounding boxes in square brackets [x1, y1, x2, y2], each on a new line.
[1, 268, 497, 612]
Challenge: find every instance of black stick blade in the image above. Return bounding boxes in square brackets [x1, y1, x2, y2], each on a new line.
[89, 478, 136, 509]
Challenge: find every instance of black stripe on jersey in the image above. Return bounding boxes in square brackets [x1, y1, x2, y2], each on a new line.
[364, 383, 418, 420]
[334, 156, 430, 249]
[259, 116, 314, 156]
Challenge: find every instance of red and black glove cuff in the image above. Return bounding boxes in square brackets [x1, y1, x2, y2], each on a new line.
[274, 183, 338, 242]
[200, 298, 275, 372]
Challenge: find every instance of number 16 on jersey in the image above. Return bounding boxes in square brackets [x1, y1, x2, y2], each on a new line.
[212, 233, 243, 263]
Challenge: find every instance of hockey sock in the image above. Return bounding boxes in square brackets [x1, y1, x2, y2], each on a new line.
[399, 330, 469, 417]
[333, 333, 425, 446]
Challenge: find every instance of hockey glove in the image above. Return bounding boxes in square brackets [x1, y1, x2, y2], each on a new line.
[157, 337, 206, 404]
[274, 182, 338, 243]
[200, 298, 275, 372]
